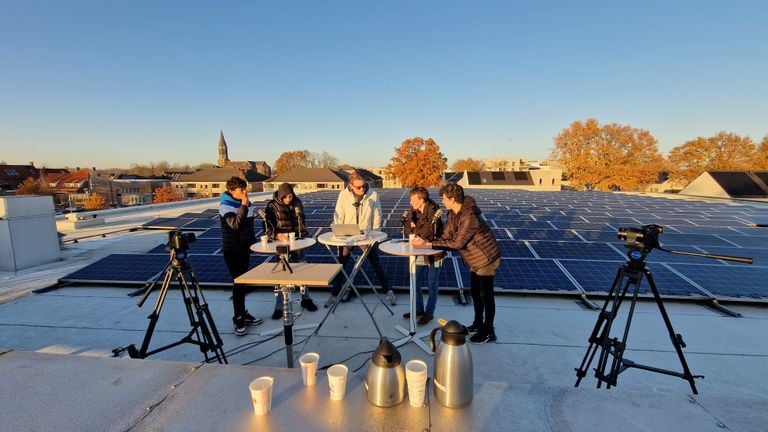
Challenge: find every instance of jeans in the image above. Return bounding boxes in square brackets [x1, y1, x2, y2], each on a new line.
[330, 243, 390, 296]
[414, 257, 442, 315]
[223, 247, 250, 319]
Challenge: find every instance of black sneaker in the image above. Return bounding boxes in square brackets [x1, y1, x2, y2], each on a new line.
[242, 310, 263, 326]
[324, 296, 337, 308]
[466, 323, 482, 333]
[233, 316, 247, 336]
[271, 309, 283, 320]
[301, 298, 318, 312]
[403, 311, 425, 319]
[469, 329, 497, 344]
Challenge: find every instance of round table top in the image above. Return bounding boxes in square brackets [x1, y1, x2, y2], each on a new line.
[378, 239, 442, 257]
[250, 237, 316, 254]
[317, 230, 388, 246]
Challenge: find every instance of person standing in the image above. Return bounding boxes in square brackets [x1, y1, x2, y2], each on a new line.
[263, 182, 318, 319]
[404, 186, 444, 325]
[412, 183, 501, 343]
[326, 171, 394, 307]
[220, 176, 263, 336]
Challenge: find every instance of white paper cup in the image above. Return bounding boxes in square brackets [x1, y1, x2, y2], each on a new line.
[300, 352, 319, 386]
[288, 232, 296, 242]
[408, 234, 416, 244]
[260, 235, 269, 247]
[327, 364, 348, 401]
[249, 376, 274, 415]
[405, 360, 428, 407]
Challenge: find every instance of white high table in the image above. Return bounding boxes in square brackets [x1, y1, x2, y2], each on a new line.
[316, 230, 394, 319]
[378, 239, 442, 355]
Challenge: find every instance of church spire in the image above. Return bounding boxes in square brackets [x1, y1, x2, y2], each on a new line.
[217, 130, 229, 167]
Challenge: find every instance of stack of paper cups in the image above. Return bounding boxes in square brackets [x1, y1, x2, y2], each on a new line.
[405, 360, 428, 407]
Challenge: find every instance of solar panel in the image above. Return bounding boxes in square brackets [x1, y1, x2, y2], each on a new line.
[559, 260, 704, 297]
[457, 259, 578, 292]
[61, 254, 168, 284]
[496, 240, 535, 258]
[669, 264, 768, 299]
[142, 218, 191, 229]
[528, 241, 624, 260]
[508, 228, 581, 241]
[715, 235, 768, 248]
[147, 238, 222, 255]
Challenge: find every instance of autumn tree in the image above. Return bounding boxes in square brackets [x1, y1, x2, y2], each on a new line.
[15, 178, 45, 195]
[451, 158, 483, 172]
[84, 193, 108, 211]
[275, 150, 311, 174]
[550, 119, 664, 191]
[386, 137, 447, 188]
[308, 151, 339, 169]
[666, 132, 757, 185]
[756, 135, 768, 170]
[153, 184, 182, 204]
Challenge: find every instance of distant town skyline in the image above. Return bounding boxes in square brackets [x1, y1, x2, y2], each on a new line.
[2, 1, 767, 169]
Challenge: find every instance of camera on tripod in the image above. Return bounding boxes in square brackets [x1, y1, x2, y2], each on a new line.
[167, 230, 196, 252]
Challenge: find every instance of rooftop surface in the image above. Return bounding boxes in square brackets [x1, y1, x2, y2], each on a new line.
[1, 191, 767, 431]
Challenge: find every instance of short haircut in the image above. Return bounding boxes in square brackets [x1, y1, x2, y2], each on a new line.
[409, 186, 429, 201]
[439, 183, 464, 203]
[348, 171, 364, 185]
[226, 176, 247, 191]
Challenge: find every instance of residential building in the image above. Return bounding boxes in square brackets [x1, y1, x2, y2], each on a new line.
[482, 157, 528, 172]
[679, 171, 768, 200]
[263, 167, 347, 192]
[338, 165, 383, 188]
[368, 167, 401, 188]
[456, 169, 562, 191]
[173, 167, 268, 199]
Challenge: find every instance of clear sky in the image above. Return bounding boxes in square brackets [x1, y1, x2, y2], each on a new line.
[1, 1, 766, 170]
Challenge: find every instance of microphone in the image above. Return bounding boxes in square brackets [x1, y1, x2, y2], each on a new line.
[295, 207, 305, 239]
[400, 210, 410, 226]
[431, 209, 443, 225]
[258, 209, 275, 237]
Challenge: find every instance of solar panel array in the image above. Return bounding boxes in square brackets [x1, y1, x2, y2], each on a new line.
[62, 189, 768, 303]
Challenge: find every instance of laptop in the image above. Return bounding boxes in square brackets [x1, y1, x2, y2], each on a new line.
[331, 223, 361, 237]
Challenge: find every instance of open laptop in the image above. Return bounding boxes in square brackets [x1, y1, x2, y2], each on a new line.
[331, 223, 361, 237]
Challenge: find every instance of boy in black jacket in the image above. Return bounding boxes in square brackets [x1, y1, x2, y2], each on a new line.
[220, 176, 263, 336]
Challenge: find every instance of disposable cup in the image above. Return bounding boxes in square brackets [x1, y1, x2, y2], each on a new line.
[327, 364, 348, 401]
[299, 352, 319, 386]
[405, 360, 428, 407]
[408, 234, 416, 244]
[288, 232, 296, 242]
[260, 235, 269, 247]
[249, 376, 274, 415]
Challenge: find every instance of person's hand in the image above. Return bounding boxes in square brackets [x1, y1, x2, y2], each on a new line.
[409, 221, 416, 228]
[240, 188, 250, 206]
[411, 236, 427, 248]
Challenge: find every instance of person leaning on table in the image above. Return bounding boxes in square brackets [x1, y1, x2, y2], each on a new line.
[404, 186, 444, 326]
[411, 183, 501, 344]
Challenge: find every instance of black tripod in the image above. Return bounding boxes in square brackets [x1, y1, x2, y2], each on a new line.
[574, 249, 701, 393]
[116, 249, 227, 364]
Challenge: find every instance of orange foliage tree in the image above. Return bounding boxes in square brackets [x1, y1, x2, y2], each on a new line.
[386, 137, 447, 188]
[153, 184, 182, 204]
[756, 135, 768, 170]
[551, 119, 664, 191]
[667, 132, 757, 185]
[84, 193, 108, 211]
[275, 150, 311, 174]
[15, 177, 46, 195]
[451, 158, 483, 172]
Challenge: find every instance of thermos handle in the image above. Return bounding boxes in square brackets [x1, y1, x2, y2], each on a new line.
[429, 327, 441, 352]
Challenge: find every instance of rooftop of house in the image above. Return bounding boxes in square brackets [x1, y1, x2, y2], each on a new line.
[1, 190, 767, 431]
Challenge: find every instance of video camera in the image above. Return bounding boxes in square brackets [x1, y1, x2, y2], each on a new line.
[617, 224, 662, 252]
[167, 230, 196, 252]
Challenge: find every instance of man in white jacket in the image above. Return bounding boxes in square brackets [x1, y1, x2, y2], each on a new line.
[325, 171, 395, 307]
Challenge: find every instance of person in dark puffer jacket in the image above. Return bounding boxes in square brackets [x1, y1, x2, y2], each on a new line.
[412, 183, 501, 343]
[220, 176, 263, 336]
[263, 183, 318, 318]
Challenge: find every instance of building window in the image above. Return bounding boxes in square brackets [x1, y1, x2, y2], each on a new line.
[212, 183, 220, 189]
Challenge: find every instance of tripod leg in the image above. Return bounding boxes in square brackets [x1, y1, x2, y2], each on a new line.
[645, 270, 700, 394]
[575, 266, 625, 387]
[604, 271, 644, 389]
[137, 267, 175, 358]
[593, 271, 635, 388]
[178, 268, 227, 364]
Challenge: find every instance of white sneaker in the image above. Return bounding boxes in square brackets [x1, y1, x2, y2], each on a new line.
[386, 290, 396, 306]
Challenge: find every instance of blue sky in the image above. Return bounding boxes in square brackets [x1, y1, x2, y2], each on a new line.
[1, 1, 766, 169]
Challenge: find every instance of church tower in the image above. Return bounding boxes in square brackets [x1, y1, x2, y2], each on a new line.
[217, 130, 229, 167]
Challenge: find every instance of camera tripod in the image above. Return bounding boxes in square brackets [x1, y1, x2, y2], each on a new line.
[574, 248, 702, 394]
[114, 249, 227, 364]
[271, 253, 293, 274]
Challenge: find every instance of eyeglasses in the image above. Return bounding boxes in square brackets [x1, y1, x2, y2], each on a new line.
[351, 184, 365, 190]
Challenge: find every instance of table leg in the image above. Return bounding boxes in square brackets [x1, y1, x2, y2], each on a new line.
[390, 255, 434, 356]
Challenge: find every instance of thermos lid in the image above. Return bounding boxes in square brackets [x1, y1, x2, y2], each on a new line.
[441, 320, 469, 346]
[371, 337, 402, 367]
